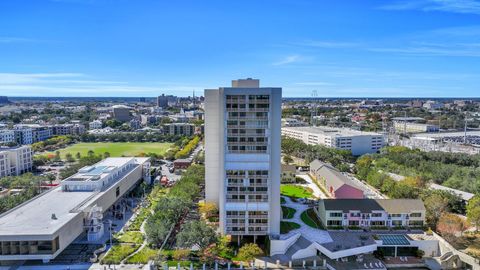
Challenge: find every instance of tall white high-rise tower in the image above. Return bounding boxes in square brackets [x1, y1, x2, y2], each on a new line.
[204, 78, 282, 239]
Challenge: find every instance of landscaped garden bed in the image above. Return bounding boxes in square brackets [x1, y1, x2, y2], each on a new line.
[300, 208, 324, 229]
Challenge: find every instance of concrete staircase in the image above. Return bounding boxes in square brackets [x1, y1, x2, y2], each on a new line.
[271, 236, 313, 263]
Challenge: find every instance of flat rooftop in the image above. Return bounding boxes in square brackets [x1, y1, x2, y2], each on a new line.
[0, 157, 149, 237]
[0, 187, 94, 236]
[282, 126, 383, 137]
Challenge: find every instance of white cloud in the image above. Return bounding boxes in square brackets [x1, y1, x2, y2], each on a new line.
[0, 72, 205, 96]
[294, 82, 335, 86]
[293, 40, 360, 48]
[380, 0, 480, 15]
[272, 55, 303, 66]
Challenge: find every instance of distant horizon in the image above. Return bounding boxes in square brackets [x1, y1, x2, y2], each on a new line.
[6, 96, 480, 100]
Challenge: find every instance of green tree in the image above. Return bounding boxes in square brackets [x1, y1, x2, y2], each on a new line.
[75, 152, 81, 160]
[176, 221, 217, 249]
[467, 195, 480, 231]
[104, 152, 111, 158]
[65, 153, 75, 163]
[237, 243, 263, 262]
[87, 150, 95, 157]
[424, 193, 450, 228]
[283, 155, 293, 165]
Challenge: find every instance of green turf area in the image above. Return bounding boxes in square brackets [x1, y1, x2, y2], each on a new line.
[280, 184, 314, 199]
[281, 206, 296, 219]
[114, 231, 144, 245]
[101, 244, 139, 264]
[300, 208, 324, 229]
[126, 247, 158, 264]
[280, 221, 301, 234]
[51, 142, 173, 159]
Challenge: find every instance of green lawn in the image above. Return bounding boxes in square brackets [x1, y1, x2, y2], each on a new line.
[50, 142, 173, 159]
[101, 244, 139, 264]
[281, 206, 296, 219]
[280, 184, 314, 199]
[114, 231, 144, 245]
[280, 221, 301, 234]
[126, 247, 158, 264]
[300, 208, 324, 229]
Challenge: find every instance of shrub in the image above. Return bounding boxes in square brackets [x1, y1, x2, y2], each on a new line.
[172, 249, 190, 261]
[237, 243, 263, 262]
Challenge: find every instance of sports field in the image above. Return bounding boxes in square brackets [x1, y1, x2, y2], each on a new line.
[51, 142, 173, 159]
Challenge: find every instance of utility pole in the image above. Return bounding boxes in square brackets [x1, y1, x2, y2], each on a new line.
[311, 90, 318, 126]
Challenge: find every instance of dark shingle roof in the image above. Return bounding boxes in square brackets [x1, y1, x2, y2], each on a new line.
[321, 199, 425, 213]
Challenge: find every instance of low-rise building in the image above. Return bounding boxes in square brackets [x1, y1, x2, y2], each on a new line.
[281, 118, 307, 127]
[317, 199, 426, 229]
[392, 118, 439, 133]
[281, 164, 296, 183]
[173, 158, 192, 170]
[0, 146, 33, 178]
[163, 123, 195, 136]
[282, 126, 385, 155]
[0, 157, 150, 262]
[310, 160, 363, 199]
[53, 124, 85, 136]
[0, 130, 15, 144]
[89, 120, 103, 130]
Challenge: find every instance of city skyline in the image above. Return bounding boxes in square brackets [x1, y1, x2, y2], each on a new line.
[1, 0, 480, 97]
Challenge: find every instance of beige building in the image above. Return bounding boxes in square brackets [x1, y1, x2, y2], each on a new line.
[281, 164, 296, 183]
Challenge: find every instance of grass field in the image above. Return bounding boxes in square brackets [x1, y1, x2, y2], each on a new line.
[50, 142, 173, 159]
[280, 184, 314, 199]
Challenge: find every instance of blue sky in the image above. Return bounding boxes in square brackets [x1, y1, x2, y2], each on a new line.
[0, 0, 480, 97]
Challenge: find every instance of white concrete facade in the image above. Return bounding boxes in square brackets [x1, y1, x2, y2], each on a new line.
[205, 79, 281, 236]
[0, 146, 33, 178]
[282, 126, 385, 155]
[0, 157, 150, 262]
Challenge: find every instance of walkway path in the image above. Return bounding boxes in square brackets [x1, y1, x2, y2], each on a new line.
[281, 196, 332, 244]
[295, 174, 327, 199]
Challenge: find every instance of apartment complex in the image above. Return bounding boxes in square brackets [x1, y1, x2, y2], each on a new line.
[0, 130, 15, 144]
[0, 157, 150, 262]
[317, 199, 426, 228]
[282, 126, 385, 155]
[163, 123, 196, 136]
[205, 78, 281, 238]
[0, 146, 33, 178]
